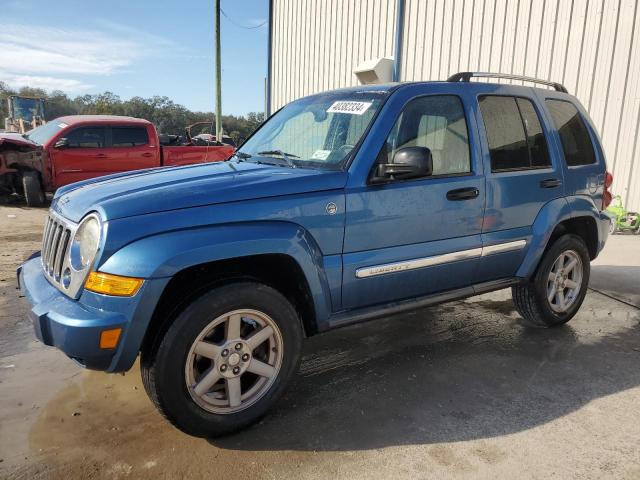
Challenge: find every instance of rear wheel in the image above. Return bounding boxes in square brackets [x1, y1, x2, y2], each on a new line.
[512, 234, 590, 327]
[141, 282, 303, 437]
[22, 171, 45, 207]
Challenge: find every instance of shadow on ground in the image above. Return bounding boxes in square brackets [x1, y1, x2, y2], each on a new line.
[212, 296, 640, 451]
[590, 265, 640, 307]
[14, 291, 640, 480]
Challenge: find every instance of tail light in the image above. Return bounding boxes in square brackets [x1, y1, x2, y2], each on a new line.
[602, 171, 613, 209]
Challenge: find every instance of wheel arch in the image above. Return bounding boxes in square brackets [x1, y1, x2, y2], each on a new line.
[140, 253, 318, 359]
[98, 222, 332, 363]
[546, 216, 598, 260]
[517, 197, 602, 278]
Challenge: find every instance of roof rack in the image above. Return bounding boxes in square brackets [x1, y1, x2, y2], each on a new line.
[447, 72, 568, 93]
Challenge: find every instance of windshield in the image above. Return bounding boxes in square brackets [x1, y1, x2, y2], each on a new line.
[24, 121, 65, 146]
[238, 91, 388, 169]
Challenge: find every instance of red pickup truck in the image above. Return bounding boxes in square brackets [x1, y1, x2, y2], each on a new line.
[0, 115, 235, 206]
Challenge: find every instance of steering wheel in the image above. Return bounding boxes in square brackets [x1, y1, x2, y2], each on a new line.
[325, 144, 355, 163]
[339, 144, 355, 152]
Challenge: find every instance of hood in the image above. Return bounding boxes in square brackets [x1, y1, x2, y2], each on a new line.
[0, 133, 38, 149]
[52, 161, 348, 222]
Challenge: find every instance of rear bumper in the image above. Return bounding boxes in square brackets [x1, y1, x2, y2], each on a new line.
[595, 210, 611, 256]
[18, 254, 168, 372]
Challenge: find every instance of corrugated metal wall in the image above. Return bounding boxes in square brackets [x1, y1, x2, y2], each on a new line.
[270, 0, 397, 109]
[271, 0, 640, 210]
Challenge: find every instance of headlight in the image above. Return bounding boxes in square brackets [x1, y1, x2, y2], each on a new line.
[70, 214, 101, 270]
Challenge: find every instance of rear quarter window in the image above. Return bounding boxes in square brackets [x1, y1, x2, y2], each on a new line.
[545, 100, 596, 166]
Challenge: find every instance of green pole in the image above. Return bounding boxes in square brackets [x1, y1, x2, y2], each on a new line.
[215, 0, 222, 141]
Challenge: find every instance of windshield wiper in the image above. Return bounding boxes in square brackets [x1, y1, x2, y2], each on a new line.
[257, 150, 299, 168]
[229, 151, 252, 162]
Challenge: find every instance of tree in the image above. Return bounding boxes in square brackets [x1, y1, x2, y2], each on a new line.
[1, 83, 264, 142]
[91, 92, 124, 115]
[0, 81, 16, 122]
[46, 90, 77, 118]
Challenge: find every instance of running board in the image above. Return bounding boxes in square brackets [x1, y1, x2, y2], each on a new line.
[326, 278, 519, 330]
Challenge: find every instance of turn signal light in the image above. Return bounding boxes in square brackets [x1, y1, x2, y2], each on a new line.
[100, 328, 122, 349]
[85, 272, 144, 296]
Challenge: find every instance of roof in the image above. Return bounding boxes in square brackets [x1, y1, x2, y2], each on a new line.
[299, 79, 572, 103]
[55, 115, 152, 126]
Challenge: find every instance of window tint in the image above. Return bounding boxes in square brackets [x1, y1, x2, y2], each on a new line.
[66, 127, 106, 148]
[380, 95, 471, 176]
[546, 100, 596, 166]
[479, 96, 551, 171]
[517, 98, 551, 168]
[112, 127, 149, 147]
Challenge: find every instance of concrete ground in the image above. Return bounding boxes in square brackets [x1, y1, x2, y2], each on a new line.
[0, 204, 639, 480]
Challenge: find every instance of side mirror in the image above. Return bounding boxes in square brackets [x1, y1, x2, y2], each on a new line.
[373, 146, 433, 182]
[54, 138, 69, 148]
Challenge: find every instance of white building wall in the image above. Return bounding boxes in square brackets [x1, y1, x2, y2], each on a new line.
[271, 0, 640, 210]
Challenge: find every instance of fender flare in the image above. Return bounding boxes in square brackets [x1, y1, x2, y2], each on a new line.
[565, 194, 610, 256]
[99, 221, 333, 324]
[516, 195, 605, 278]
[516, 197, 572, 278]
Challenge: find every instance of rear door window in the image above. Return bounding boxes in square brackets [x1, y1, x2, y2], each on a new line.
[66, 127, 107, 148]
[479, 96, 551, 172]
[112, 127, 149, 147]
[545, 100, 596, 166]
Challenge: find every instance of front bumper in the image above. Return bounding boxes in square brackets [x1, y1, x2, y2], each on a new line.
[18, 255, 168, 372]
[18, 255, 126, 370]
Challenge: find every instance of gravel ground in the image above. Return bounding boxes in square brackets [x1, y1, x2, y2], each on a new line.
[0, 204, 639, 480]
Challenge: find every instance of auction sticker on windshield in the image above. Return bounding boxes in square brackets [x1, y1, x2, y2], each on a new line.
[311, 149, 332, 160]
[327, 101, 372, 115]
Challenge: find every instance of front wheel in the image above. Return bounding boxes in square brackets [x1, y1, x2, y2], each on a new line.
[141, 282, 303, 437]
[22, 171, 45, 207]
[512, 234, 590, 327]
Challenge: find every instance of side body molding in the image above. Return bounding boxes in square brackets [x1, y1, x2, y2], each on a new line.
[99, 221, 334, 326]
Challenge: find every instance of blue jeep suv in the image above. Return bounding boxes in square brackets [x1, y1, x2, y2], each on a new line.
[18, 72, 613, 437]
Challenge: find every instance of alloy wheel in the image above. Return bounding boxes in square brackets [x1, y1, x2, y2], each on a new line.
[184, 309, 283, 414]
[546, 250, 583, 313]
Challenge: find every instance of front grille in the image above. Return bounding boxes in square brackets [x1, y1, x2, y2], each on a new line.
[41, 213, 73, 284]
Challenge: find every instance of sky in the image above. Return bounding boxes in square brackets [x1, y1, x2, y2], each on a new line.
[0, 0, 269, 116]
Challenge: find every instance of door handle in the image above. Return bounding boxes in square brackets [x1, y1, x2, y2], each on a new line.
[539, 178, 562, 188]
[446, 187, 480, 201]
[141, 152, 153, 157]
[92, 153, 108, 158]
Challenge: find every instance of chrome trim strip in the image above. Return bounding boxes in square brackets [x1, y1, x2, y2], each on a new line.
[482, 239, 527, 256]
[355, 247, 483, 278]
[355, 239, 527, 279]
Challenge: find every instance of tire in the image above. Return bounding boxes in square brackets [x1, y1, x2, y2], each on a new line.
[512, 234, 590, 328]
[22, 171, 45, 207]
[141, 282, 303, 437]
[608, 219, 616, 235]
